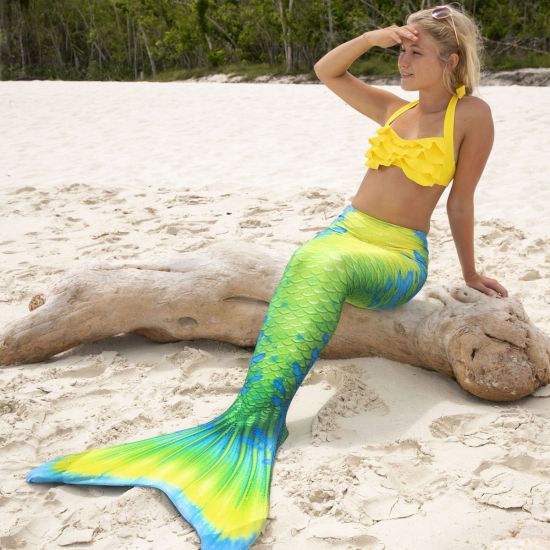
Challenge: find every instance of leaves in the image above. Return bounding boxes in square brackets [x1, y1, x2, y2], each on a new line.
[1, 0, 549, 80]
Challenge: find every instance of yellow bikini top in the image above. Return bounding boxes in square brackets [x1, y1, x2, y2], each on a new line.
[364, 85, 466, 188]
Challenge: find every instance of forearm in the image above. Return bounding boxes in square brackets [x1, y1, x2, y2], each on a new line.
[314, 32, 373, 78]
[447, 206, 477, 280]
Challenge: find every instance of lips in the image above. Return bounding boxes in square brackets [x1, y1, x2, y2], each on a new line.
[401, 73, 414, 77]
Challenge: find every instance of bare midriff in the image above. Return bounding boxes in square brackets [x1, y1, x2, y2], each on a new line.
[351, 164, 447, 235]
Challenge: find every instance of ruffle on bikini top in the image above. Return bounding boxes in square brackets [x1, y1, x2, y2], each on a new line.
[364, 126, 451, 188]
[364, 85, 465, 188]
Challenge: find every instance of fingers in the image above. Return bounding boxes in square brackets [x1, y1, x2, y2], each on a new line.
[387, 25, 418, 44]
[395, 26, 419, 43]
[494, 286, 508, 298]
[483, 281, 509, 299]
[466, 277, 509, 299]
[495, 281, 509, 297]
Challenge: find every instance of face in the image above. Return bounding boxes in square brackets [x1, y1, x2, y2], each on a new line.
[398, 24, 451, 92]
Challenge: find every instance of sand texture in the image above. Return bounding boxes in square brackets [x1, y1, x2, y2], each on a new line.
[1, 81, 549, 549]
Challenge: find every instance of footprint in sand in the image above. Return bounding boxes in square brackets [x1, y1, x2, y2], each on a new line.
[239, 218, 272, 228]
[519, 269, 542, 281]
[7, 185, 37, 195]
[284, 439, 438, 523]
[311, 363, 388, 445]
[430, 410, 550, 518]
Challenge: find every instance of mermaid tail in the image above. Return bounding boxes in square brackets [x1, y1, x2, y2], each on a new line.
[27, 205, 429, 548]
[27, 406, 288, 549]
[233, 205, 429, 415]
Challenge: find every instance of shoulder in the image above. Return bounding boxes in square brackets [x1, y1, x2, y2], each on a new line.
[449, 96, 494, 201]
[383, 97, 415, 124]
[455, 95, 493, 148]
[456, 95, 493, 123]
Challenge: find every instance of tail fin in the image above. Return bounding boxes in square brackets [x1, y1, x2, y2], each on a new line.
[27, 409, 288, 550]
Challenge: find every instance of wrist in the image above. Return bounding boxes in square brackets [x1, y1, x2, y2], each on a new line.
[361, 31, 374, 48]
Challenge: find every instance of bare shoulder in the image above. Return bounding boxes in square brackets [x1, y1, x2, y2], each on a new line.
[385, 97, 410, 119]
[456, 95, 493, 123]
[455, 95, 493, 145]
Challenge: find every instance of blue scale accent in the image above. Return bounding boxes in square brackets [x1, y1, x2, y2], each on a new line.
[322, 332, 329, 344]
[247, 374, 263, 384]
[414, 229, 428, 245]
[242, 435, 264, 450]
[331, 225, 347, 233]
[296, 334, 304, 341]
[250, 353, 266, 365]
[292, 362, 302, 376]
[273, 379, 286, 397]
[414, 249, 428, 268]
[341, 205, 355, 216]
[270, 355, 278, 362]
[378, 270, 415, 310]
[314, 228, 332, 239]
[311, 348, 320, 362]
[272, 395, 282, 407]
[306, 347, 320, 369]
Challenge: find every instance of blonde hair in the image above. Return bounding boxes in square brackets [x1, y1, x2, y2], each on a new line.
[406, 3, 485, 96]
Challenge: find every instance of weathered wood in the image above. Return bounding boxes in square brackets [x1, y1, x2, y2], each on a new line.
[1, 241, 548, 402]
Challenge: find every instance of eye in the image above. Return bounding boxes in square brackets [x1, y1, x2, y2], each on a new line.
[399, 48, 421, 55]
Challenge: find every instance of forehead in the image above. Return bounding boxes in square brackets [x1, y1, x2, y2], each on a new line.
[402, 24, 437, 51]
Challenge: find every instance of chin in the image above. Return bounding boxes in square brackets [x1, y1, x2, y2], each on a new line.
[400, 79, 418, 92]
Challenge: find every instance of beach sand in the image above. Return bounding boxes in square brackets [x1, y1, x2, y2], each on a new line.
[0, 81, 549, 549]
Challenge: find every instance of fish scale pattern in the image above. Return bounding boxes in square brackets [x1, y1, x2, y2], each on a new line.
[235, 204, 429, 418]
[27, 204, 428, 550]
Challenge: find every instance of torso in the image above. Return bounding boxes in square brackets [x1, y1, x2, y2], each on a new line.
[351, 96, 470, 235]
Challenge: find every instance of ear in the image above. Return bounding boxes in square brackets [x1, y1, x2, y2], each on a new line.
[449, 52, 460, 70]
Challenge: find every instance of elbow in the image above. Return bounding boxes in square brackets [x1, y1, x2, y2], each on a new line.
[313, 61, 345, 80]
[313, 62, 326, 79]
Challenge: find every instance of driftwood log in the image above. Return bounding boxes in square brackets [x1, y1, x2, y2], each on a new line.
[1, 241, 548, 402]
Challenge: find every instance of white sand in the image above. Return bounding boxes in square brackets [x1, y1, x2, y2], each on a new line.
[0, 81, 549, 549]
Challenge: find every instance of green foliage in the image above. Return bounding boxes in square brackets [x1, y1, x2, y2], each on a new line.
[1, 0, 550, 81]
[488, 51, 550, 71]
[207, 48, 226, 68]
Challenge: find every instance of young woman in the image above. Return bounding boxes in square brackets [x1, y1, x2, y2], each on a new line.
[315, 4, 507, 300]
[26, 5, 508, 550]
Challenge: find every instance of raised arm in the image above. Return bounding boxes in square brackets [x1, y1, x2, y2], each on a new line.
[313, 25, 419, 126]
